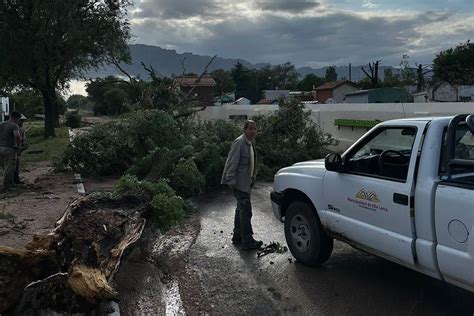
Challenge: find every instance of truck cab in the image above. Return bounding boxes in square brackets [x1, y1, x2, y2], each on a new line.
[271, 114, 474, 291]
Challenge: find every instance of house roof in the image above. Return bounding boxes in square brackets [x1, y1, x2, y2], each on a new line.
[315, 80, 357, 91]
[256, 99, 277, 105]
[174, 75, 216, 87]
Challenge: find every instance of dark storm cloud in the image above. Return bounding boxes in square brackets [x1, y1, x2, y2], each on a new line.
[130, 0, 474, 67]
[134, 0, 220, 19]
[254, 0, 320, 13]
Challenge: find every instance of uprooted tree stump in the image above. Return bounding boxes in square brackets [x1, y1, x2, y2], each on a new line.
[0, 193, 149, 315]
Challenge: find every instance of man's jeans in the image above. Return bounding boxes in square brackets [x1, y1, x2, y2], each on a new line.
[0, 147, 16, 188]
[233, 189, 254, 243]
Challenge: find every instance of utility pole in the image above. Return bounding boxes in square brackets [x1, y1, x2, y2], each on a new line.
[349, 63, 352, 82]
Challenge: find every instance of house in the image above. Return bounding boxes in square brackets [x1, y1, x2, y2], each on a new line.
[289, 91, 315, 102]
[457, 85, 474, 101]
[262, 90, 290, 101]
[174, 74, 217, 107]
[428, 82, 458, 102]
[419, 83, 474, 103]
[233, 97, 251, 105]
[214, 93, 235, 105]
[314, 81, 358, 104]
[344, 87, 409, 103]
[1, 97, 9, 122]
[256, 99, 278, 105]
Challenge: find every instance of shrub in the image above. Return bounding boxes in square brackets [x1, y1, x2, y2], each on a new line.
[65, 111, 82, 128]
[192, 120, 241, 190]
[253, 98, 338, 179]
[170, 158, 205, 198]
[113, 175, 185, 232]
[60, 110, 182, 176]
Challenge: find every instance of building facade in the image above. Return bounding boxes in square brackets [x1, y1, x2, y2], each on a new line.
[315, 81, 359, 104]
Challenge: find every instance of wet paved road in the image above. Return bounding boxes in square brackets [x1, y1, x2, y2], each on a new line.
[189, 183, 474, 315]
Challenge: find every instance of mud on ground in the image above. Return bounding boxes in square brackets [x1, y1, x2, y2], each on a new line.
[0, 162, 79, 249]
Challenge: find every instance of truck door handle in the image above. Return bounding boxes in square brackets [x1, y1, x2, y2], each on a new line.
[393, 193, 409, 206]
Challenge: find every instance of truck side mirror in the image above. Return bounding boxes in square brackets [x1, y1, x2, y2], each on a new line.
[466, 115, 474, 133]
[325, 153, 343, 172]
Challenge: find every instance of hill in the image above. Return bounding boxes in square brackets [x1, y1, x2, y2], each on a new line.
[90, 44, 398, 81]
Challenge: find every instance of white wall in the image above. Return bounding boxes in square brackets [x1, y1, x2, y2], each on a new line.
[197, 102, 474, 151]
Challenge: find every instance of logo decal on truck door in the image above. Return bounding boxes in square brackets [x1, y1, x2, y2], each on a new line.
[355, 189, 381, 203]
[347, 189, 388, 212]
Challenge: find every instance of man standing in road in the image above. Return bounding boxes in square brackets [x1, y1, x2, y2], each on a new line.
[221, 120, 263, 250]
[0, 111, 21, 190]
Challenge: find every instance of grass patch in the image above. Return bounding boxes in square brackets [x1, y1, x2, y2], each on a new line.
[21, 124, 69, 164]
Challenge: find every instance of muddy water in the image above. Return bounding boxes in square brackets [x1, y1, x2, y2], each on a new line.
[189, 183, 474, 315]
[165, 280, 185, 315]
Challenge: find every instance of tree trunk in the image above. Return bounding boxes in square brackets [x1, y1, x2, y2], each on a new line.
[0, 194, 148, 314]
[53, 103, 60, 128]
[41, 87, 57, 138]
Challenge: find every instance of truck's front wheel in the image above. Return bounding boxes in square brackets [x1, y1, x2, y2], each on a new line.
[284, 201, 333, 266]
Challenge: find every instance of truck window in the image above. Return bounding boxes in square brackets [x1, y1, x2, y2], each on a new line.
[440, 125, 474, 175]
[345, 127, 417, 182]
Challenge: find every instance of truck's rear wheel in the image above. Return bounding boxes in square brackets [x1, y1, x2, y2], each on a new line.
[284, 201, 333, 266]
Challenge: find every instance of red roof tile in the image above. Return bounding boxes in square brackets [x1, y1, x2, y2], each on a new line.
[315, 80, 357, 90]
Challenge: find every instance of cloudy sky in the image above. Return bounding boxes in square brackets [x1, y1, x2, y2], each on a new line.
[128, 0, 474, 67]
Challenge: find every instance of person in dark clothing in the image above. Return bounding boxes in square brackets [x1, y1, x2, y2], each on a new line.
[0, 112, 22, 190]
[13, 114, 28, 184]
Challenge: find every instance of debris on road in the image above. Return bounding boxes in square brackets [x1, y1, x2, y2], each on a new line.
[0, 193, 148, 314]
[257, 242, 288, 258]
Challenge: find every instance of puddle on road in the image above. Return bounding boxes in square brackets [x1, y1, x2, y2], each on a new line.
[165, 279, 185, 315]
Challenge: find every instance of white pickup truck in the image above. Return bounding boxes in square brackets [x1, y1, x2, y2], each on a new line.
[271, 114, 474, 291]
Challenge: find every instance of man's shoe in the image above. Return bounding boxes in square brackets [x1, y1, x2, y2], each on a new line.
[242, 239, 263, 250]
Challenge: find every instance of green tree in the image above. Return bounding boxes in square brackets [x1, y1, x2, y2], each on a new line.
[325, 66, 338, 82]
[297, 74, 325, 91]
[271, 62, 300, 90]
[66, 95, 93, 112]
[399, 55, 417, 85]
[103, 88, 128, 115]
[382, 68, 402, 87]
[433, 40, 474, 85]
[0, 0, 131, 137]
[231, 62, 250, 100]
[357, 77, 373, 90]
[211, 69, 235, 95]
[9, 89, 43, 119]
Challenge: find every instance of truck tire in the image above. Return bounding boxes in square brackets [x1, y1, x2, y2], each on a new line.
[284, 201, 333, 266]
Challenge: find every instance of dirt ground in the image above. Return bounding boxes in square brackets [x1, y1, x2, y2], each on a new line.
[0, 162, 79, 248]
[0, 158, 217, 314]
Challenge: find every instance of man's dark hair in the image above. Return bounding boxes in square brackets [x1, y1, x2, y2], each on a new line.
[10, 111, 21, 119]
[243, 120, 256, 130]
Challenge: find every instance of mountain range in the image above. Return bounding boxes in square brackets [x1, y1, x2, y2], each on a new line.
[91, 44, 399, 81]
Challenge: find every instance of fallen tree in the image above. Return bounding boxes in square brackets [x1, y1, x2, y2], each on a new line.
[0, 193, 148, 314]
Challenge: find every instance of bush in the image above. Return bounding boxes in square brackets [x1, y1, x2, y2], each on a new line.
[60, 110, 182, 176]
[170, 158, 205, 198]
[65, 111, 82, 128]
[252, 98, 338, 179]
[113, 175, 185, 232]
[192, 120, 241, 190]
[67, 95, 94, 112]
